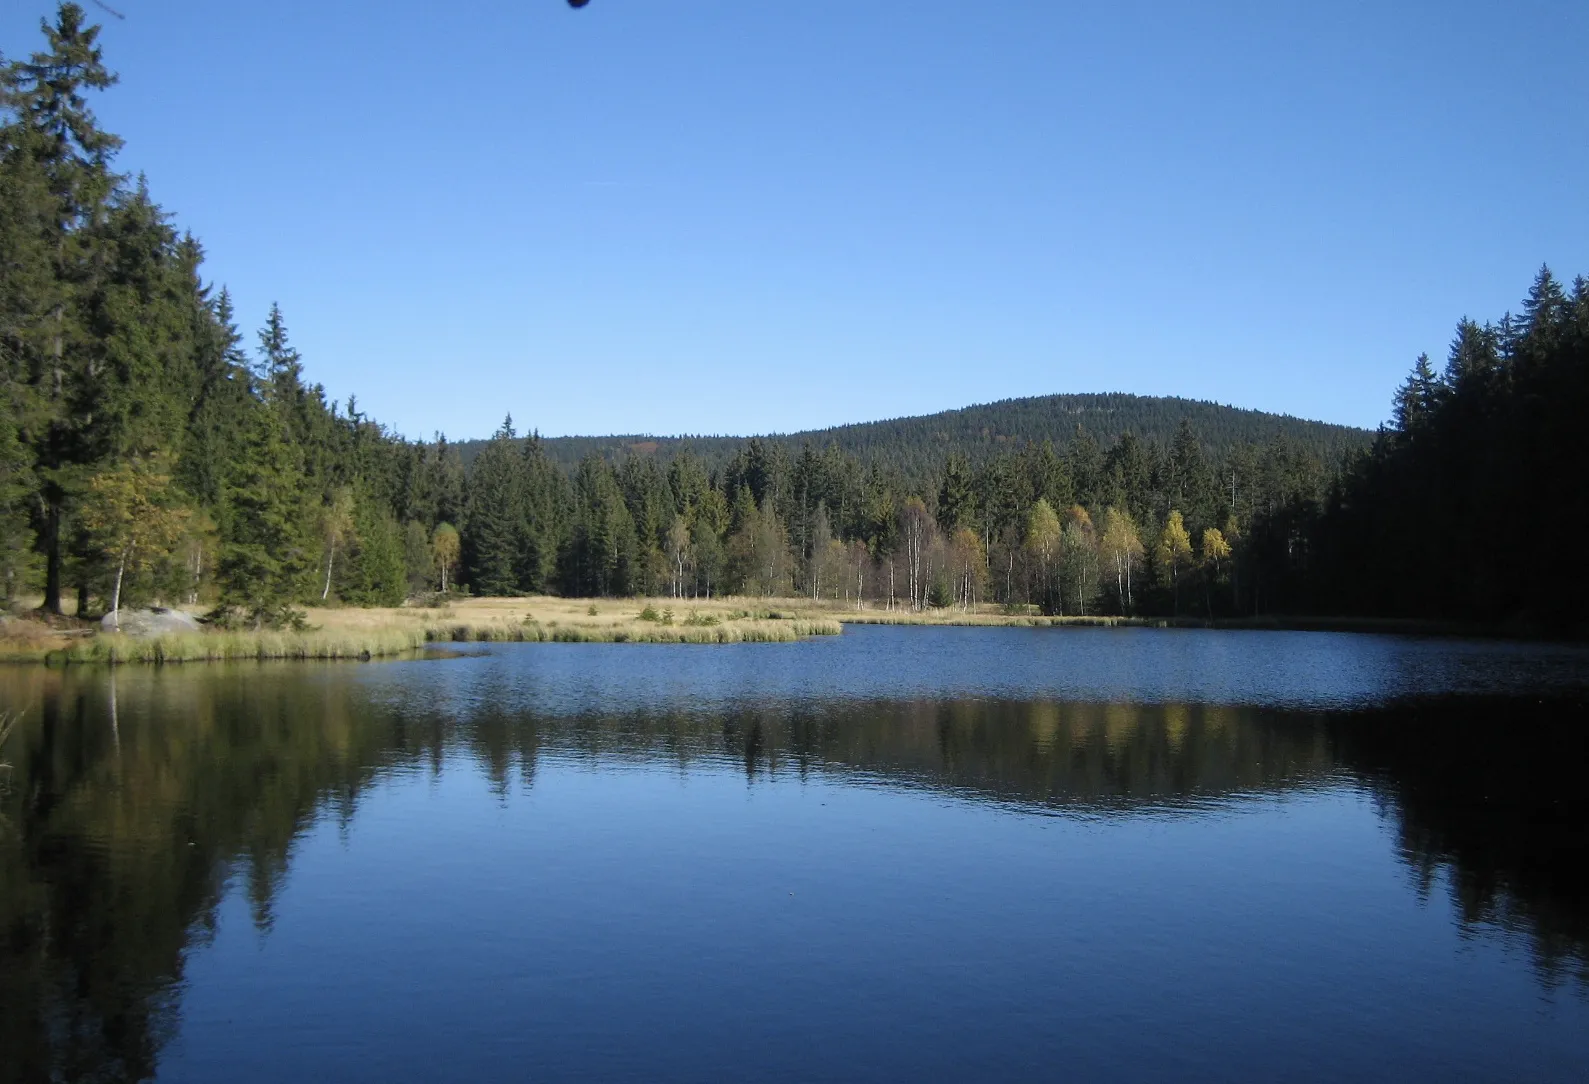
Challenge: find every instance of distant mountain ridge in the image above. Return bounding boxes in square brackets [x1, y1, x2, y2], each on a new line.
[457, 393, 1372, 475]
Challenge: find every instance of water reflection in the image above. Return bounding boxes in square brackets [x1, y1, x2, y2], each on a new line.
[1327, 696, 1589, 990]
[0, 662, 1584, 1081]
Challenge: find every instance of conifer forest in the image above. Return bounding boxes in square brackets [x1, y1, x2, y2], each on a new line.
[3, 6, 1587, 632]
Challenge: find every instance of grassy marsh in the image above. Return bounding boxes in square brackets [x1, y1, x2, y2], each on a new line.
[1, 596, 844, 665]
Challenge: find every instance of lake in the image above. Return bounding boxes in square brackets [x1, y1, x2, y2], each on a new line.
[2, 625, 1587, 1082]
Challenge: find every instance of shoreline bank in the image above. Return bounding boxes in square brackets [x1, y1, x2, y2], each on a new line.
[0, 595, 1573, 666]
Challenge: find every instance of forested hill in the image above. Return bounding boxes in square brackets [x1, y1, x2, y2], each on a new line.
[458, 394, 1372, 479]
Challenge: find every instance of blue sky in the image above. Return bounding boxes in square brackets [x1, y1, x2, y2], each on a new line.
[5, 1, 1586, 440]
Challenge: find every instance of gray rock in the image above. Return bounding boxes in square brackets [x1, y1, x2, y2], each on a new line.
[101, 607, 203, 637]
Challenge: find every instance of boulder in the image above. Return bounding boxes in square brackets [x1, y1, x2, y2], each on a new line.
[101, 607, 203, 637]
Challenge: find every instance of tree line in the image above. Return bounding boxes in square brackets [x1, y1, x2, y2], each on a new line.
[4, 6, 1581, 629]
[1275, 265, 1589, 630]
[453, 413, 1323, 618]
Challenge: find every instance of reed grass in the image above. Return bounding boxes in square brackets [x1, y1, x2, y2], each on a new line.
[423, 617, 841, 645]
[58, 626, 432, 664]
[2, 605, 844, 665]
[842, 612, 1152, 628]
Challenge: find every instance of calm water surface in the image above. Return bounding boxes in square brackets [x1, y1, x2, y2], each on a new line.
[2, 626, 1587, 1082]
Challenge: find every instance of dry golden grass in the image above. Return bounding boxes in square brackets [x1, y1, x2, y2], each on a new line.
[0, 595, 845, 665]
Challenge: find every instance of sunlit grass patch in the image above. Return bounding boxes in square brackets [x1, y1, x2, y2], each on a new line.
[422, 617, 841, 645]
[57, 626, 432, 664]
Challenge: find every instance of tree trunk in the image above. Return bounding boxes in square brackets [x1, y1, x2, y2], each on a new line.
[322, 545, 335, 601]
[43, 501, 62, 615]
[112, 550, 127, 616]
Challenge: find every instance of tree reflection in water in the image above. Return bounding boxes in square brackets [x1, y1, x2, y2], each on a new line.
[0, 665, 1583, 1081]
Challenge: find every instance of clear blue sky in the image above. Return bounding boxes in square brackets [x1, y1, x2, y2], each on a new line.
[6, 1, 1587, 440]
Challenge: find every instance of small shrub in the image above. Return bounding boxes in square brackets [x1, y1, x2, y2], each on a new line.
[587, 604, 599, 616]
[208, 604, 310, 631]
[638, 605, 662, 622]
[661, 608, 674, 625]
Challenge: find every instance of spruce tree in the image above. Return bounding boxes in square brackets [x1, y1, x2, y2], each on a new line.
[1066, 426, 1104, 509]
[179, 287, 252, 508]
[0, 394, 36, 601]
[216, 398, 311, 623]
[340, 496, 405, 606]
[464, 416, 525, 595]
[3, 3, 123, 611]
[403, 520, 433, 596]
[936, 452, 974, 532]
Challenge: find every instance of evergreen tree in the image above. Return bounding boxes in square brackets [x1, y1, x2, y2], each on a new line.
[463, 416, 525, 596]
[1391, 353, 1440, 434]
[1164, 420, 1218, 532]
[0, 394, 35, 602]
[1067, 426, 1104, 509]
[518, 432, 568, 593]
[3, 3, 124, 611]
[179, 287, 252, 508]
[403, 520, 433, 596]
[936, 452, 974, 532]
[216, 399, 311, 623]
[1105, 431, 1156, 527]
[340, 496, 405, 606]
[1020, 440, 1074, 514]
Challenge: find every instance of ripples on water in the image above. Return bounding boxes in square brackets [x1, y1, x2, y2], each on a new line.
[369, 625, 1589, 714]
[0, 626, 1586, 1083]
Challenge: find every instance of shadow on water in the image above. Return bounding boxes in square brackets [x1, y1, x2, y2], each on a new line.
[0, 664, 1584, 1081]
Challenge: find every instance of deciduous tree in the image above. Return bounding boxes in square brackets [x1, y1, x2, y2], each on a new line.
[431, 522, 459, 593]
[1099, 507, 1144, 615]
[1024, 498, 1062, 614]
[1154, 510, 1193, 615]
[80, 455, 190, 616]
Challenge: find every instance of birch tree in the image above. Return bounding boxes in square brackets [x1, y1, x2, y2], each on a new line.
[431, 522, 460, 593]
[1200, 526, 1231, 616]
[81, 457, 190, 618]
[1099, 507, 1144, 615]
[1060, 505, 1099, 616]
[665, 515, 691, 598]
[319, 486, 355, 601]
[1024, 498, 1062, 615]
[1154, 510, 1193, 615]
[949, 526, 986, 610]
[898, 497, 932, 610]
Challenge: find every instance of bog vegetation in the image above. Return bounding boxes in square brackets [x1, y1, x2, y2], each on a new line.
[2, 6, 1586, 637]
